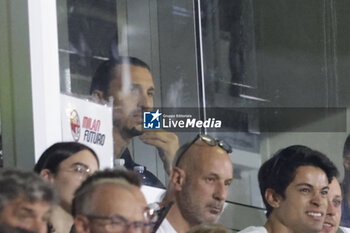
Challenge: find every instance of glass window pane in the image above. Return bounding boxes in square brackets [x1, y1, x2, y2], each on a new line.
[201, 0, 349, 215]
[56, 0, 350, 230]
[56, 0, 199, 188]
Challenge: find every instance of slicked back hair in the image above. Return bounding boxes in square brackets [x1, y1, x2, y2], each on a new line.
[90, 56, 151, 97]
[343, 134, 350, 158]
[258, 145, 338, 217]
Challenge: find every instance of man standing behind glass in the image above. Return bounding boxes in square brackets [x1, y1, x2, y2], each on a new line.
[90, 57, 178, 188]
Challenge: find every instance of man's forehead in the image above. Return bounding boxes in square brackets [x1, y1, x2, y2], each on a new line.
[112, 64, 154, 84]
[91, 183, 145, 219]
[186, 143, 233, 176]
[189, 142, 231, 161]
[290, 166, 328, 187]
[8, 195, 34, 205]
[5, 196, 51, 212]
[328, 178, 341, 197]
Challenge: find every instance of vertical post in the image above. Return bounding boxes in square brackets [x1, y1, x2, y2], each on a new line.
[193, 0, 207, 134]
[28, 0, 62, 161]
[0, 0, 62, 169]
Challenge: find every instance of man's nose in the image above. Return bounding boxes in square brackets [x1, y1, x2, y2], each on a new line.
[326, 199, 335, 216]
[137, 91, 153, 110]
[29, 219, 47, 233]
[213, 182, 227, 202]
[310, 192, 325, 208]
[126, 224, 144, 233]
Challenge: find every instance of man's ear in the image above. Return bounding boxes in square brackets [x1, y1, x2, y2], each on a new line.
[265, 188, 283, 208]
[170, 167, 186, 191]
[39, 169, 55, 184]
[91, 90, 106, 104]
[344, 157, 350, 171]
[74, 216, 90, 233]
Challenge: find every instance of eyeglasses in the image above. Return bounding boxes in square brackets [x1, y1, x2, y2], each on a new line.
[86, 213, 153, 233]
[175, 134, 232, 167]
[63, 163, 92, 180]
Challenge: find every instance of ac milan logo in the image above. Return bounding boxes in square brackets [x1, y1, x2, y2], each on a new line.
[70, 109, 80, 142]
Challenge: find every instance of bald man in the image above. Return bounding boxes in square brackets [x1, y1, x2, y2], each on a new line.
[156, 134, 234, 233]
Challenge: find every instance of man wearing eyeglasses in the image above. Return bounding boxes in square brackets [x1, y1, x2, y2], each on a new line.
[238, 145, 338, 233]
[156, 134, 234, 233]
[72, 169, 156, 233]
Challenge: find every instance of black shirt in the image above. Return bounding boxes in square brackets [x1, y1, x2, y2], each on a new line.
[121, 148, 165, 189]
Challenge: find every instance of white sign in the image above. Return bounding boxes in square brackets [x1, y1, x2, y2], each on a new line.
[61, 94, 114, 169]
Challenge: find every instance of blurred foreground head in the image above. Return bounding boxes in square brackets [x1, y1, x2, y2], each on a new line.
[73, 169, 155, 233]
[0, 168, 56, 233]
[187, 224, 233, 233]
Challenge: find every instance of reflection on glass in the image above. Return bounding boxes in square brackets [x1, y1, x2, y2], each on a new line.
[201, 0, 350, 211]
[56, 0, 350, 230]
[57, 0, 118, 94]
[57, 1, 186, 188]
[201, 0, 262, 209]
[89, 58, 171, 188]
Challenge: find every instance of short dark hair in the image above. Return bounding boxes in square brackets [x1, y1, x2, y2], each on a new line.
[0, 168, 57, 212]
[343, 135, 350, 158]
[71, 169, 141, 216]
[258, 145, 338, 217]
[90, 56, 151, 96]
[34, 142, 99, 174]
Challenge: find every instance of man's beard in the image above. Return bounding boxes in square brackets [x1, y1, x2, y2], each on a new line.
[124, 126, 143, 138]
[177, 182, 212, 226]
[113, 118, 143, 138]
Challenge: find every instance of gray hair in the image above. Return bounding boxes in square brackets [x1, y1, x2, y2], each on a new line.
[0, 168, 57, 212]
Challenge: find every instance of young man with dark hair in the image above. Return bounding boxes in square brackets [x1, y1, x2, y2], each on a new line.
[239, 145, 338, 233]
[90, 57, 179, 188]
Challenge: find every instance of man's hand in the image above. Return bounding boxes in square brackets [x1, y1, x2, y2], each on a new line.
[140, 131, 179, 175]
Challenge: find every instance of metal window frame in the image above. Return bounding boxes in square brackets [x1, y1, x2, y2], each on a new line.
[0, 0, 61, 168]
